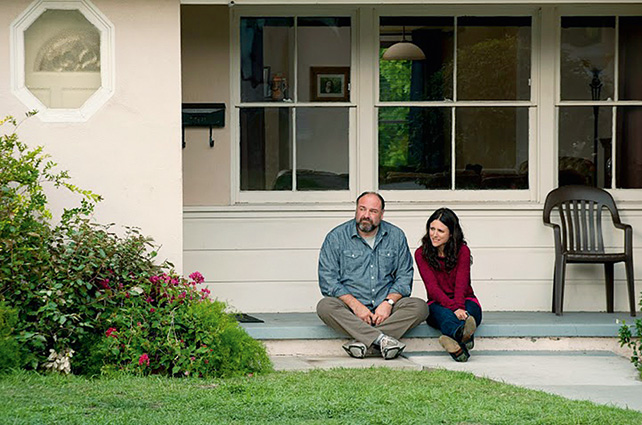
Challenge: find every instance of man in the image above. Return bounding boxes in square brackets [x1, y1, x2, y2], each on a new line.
[317, 192, 429, 359]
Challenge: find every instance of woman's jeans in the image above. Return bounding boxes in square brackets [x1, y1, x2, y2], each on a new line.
[427, 300, 482, 342]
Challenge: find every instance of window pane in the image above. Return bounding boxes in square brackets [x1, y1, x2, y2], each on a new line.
[457, 17, 531, 101]
[295, 108, 349, 190]
[240, 18, 294, 103]
[24, 9, 101, 108]
[455, 107, 529, 189]
[379, 107, 452, 190]
[379, 17, 454, 102]
[240, 108, 292, 190]
[298, 18, 351, 102]
[558, 106, 612, 188]
[619, 17, 642, 101]
[616, 106, 642, 188]
[560, 17, 615, 101]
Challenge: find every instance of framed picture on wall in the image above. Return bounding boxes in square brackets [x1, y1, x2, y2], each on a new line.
[310, 66, 350, 102]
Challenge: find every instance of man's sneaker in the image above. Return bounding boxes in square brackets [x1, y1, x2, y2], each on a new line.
[342, 341, 367, 359]
[379, 335, 406, 360]
[439, 335, 470, 362]
[461, 315, 477, 350]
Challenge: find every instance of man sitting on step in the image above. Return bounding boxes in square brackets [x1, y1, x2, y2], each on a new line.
[316, 191, 429, 359]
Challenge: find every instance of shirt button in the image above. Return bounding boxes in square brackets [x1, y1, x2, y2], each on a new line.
[370, 265, 374, 268]
[371, 276, 374, 279]
[372, 289, 375, 292]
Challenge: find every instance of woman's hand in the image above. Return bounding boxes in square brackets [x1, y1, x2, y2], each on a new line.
[454, 309, 468, 321]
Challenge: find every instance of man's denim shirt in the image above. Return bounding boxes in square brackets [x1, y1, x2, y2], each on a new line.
[318, 219, 414, 312]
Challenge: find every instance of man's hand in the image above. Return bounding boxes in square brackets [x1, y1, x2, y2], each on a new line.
[340, 294, 375, 325]
[454, 308, 468, 321]
[373, 302, 392, 326]
[353, 303, 375, 325]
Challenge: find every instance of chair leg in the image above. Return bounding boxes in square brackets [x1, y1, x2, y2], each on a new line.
[554, 256, 566, 316]
[604, 263, 614, 313]
[625, 258, 636, 317]
[552, 264, 557, 313]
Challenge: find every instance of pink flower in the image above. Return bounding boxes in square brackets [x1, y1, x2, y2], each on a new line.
[99, 279, 111, 290]
[204, 359, 209, 364]
[139, 353, 150, 366]
[145, 297, 153, 303]
[189, 271, 205, 284]
[105, 327, 117, 338]
[190, 356, 196, 361]
[150, 308, 155, 313]
[149, 275, 160, 284]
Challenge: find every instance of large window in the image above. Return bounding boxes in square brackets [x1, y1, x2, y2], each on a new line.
[238, 16, 352, 194]
[378, 16, 532, 191]
[558, 16, 642, 189]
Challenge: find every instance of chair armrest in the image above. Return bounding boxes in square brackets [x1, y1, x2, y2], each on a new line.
[614, 223, 634, 256]
[543, 222, 564, 255]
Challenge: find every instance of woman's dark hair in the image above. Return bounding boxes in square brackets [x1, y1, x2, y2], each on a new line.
[421, 208, 467, 271]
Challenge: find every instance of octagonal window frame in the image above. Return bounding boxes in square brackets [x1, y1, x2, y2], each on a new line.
[10, 0, 115, 122]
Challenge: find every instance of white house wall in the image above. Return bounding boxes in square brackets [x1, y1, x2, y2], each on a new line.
[1, 0, 184, 268]
[184, 208, 642, 313]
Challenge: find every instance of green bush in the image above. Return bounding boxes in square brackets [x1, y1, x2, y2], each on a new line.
[0, 302, 23, 373]
[0, 114, 271, 377]
[618, 299, 642, 378]
[98, 272, 271, 378]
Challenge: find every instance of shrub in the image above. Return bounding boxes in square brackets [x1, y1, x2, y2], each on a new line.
[0, 302, 23, 373]
[618, 299, 642, 378]
[0, 114, 271, 377]
[98, 271, 271, 378]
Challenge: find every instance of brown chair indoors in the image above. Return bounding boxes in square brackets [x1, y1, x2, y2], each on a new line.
[543, 185, 636, 316]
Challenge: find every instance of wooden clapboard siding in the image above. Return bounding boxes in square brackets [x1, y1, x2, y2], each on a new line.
[184, 208, 642, 312]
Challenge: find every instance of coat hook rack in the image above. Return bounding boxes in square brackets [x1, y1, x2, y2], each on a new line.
[181, 103, 225, 149]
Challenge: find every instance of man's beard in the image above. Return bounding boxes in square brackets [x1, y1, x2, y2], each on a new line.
[358, 218, 378, 233]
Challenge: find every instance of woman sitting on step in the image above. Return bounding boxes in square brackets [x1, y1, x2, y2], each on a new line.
[415, 208, 482, 362]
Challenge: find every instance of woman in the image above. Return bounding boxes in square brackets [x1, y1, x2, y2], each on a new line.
[415, 208, 482, 362]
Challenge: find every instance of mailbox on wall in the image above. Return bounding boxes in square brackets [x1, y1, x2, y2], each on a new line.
[181, 103, 225, 148]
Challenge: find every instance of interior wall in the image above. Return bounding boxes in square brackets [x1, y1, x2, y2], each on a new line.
[181, 5, 231, 206]
[1, 0, 184, 269]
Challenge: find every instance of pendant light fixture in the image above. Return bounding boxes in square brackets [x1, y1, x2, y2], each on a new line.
[382, 26, 426, 61]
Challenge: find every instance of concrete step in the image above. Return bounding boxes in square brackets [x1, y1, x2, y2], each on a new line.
[240, 311, 638, 357]
[239, 311, 637, 339]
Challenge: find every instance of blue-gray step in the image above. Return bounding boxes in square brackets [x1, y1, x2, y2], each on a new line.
[239, 311, 637, 340]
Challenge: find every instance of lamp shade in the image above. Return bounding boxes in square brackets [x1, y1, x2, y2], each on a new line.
[382, 42, 426, 61]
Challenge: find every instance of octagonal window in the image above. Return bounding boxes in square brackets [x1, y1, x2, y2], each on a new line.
[25, 9, 101, 109]
[11, 1, 114, 122]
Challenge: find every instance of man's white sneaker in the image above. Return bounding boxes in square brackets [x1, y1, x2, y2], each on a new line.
[379, 335, 406, 360]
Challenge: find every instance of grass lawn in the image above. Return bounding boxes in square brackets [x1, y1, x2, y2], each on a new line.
[0, 368, 640, 425]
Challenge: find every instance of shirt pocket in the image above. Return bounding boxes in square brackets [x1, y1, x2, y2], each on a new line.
[378, 249, 397, 276]
[341, 250, 362, 275]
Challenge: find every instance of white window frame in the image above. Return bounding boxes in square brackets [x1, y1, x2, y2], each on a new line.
[375, 5, 541, 203]
[556, 5, 642, 202]
[230, 6, 358, 204]
[10, 0, 115, 123]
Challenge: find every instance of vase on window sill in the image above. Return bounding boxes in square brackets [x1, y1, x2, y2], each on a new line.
[271, 75, 287, 101]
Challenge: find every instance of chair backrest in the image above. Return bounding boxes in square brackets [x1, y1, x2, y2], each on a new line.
[543, 185, 623, 254]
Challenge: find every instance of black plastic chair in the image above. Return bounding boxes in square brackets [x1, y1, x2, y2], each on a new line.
[543, 185, 636, 316]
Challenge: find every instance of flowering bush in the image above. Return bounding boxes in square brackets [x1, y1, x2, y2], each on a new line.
[0, 114, 271, 377]
[96, 271, 271, 378]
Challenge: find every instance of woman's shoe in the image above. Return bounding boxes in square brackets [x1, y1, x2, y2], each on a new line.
[439, 335, 470, 362]
[461, 315, 477, 350]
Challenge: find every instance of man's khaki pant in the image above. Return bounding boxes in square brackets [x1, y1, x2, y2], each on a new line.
[316, 297, 429, 347]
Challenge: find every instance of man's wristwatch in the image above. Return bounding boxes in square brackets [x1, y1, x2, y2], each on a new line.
[385, 298, 395, 306]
